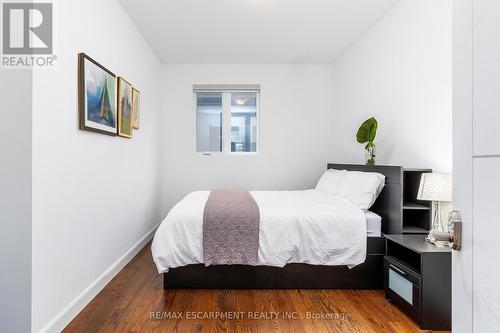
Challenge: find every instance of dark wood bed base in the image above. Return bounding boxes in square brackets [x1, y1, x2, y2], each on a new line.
[163, 164, 403, 290]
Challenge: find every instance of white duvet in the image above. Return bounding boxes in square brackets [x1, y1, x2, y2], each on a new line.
[152, 190, 367, 273]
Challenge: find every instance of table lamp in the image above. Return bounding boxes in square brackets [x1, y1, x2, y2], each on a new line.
[417, 173, 452, 235]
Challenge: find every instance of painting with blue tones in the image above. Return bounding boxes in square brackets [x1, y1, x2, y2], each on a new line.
[78, 53, 117, 135]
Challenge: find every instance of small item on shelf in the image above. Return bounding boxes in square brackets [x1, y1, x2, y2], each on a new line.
[365, 143, 376, 166]
[425, 211, 463, 248]
[356, 117, 378, 165]
[425, 230, 451, 247]
[429, 230, 452, 241]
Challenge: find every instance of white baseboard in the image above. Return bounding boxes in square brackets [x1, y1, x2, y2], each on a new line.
[38, 223, 159, 333]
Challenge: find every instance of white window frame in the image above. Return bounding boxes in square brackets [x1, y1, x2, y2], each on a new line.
[194, 87, 260, 155]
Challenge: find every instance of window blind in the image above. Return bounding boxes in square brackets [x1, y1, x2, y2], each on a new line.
[193, 84, 260, 92]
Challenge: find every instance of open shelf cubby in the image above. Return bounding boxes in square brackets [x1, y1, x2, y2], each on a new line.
[402, 169, 432, 234]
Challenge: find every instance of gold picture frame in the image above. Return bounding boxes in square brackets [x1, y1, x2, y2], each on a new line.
[132, 87, 140, 129]
[117, 77, 133, 138]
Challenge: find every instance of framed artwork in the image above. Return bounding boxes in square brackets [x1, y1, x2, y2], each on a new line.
[132, 88, 140, 129]
[117, 77, 133, 138]
[78, 53, 117, 135]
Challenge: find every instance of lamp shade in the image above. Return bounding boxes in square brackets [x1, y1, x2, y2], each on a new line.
[417, 173, 452, 202]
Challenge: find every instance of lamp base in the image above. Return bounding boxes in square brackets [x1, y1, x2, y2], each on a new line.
[426, 201, 450, 247]
[430, 201, 445, 231]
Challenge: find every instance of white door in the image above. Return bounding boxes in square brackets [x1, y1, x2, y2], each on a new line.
[453, 0, 500, 332]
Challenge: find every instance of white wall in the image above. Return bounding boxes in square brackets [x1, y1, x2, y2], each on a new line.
[0, 70, 32, 333]
[31, 0, 162, 332]
[161, 64, 334, 214]
[330, 0, 452, 173]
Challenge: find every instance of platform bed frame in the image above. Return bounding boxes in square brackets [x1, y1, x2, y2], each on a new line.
[163, 164, 403, 289]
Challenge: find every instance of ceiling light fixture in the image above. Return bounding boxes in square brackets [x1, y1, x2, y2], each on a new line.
[235, 98, 248, 105]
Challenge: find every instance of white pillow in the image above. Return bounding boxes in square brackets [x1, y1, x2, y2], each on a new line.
[316, 169, 385, 210]
[315, 169, 347, 196]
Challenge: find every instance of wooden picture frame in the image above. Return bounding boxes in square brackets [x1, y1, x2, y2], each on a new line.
[117, 77, 133, 138]
[78, 53, 117, 136]
[132, 87, 140, 129]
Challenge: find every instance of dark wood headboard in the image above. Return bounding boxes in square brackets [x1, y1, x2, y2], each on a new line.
[327, 163, 403, 235]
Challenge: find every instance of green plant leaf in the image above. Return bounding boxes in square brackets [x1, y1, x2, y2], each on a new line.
[356, 117, 378, 144]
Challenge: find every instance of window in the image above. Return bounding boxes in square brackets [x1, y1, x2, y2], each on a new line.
[195, 92, 223, 152]
[195, 85, 259, 154]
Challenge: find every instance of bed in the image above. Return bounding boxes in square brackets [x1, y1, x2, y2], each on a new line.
[153, 164, 402, 289]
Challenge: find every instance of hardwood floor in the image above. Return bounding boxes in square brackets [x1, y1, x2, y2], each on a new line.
[63, 242, 451, 333]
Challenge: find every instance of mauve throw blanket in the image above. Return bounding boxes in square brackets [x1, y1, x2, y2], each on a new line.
[203, 190, 260, 266]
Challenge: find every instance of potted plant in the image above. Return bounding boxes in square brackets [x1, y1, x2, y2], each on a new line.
[356, 117, 378, 165]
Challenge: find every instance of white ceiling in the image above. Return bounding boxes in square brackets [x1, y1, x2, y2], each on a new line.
[119, 0, 399, 64]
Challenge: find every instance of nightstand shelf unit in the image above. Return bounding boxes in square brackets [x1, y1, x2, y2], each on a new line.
[381, 167, 433, 234]
[384, 235, 451, 331]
